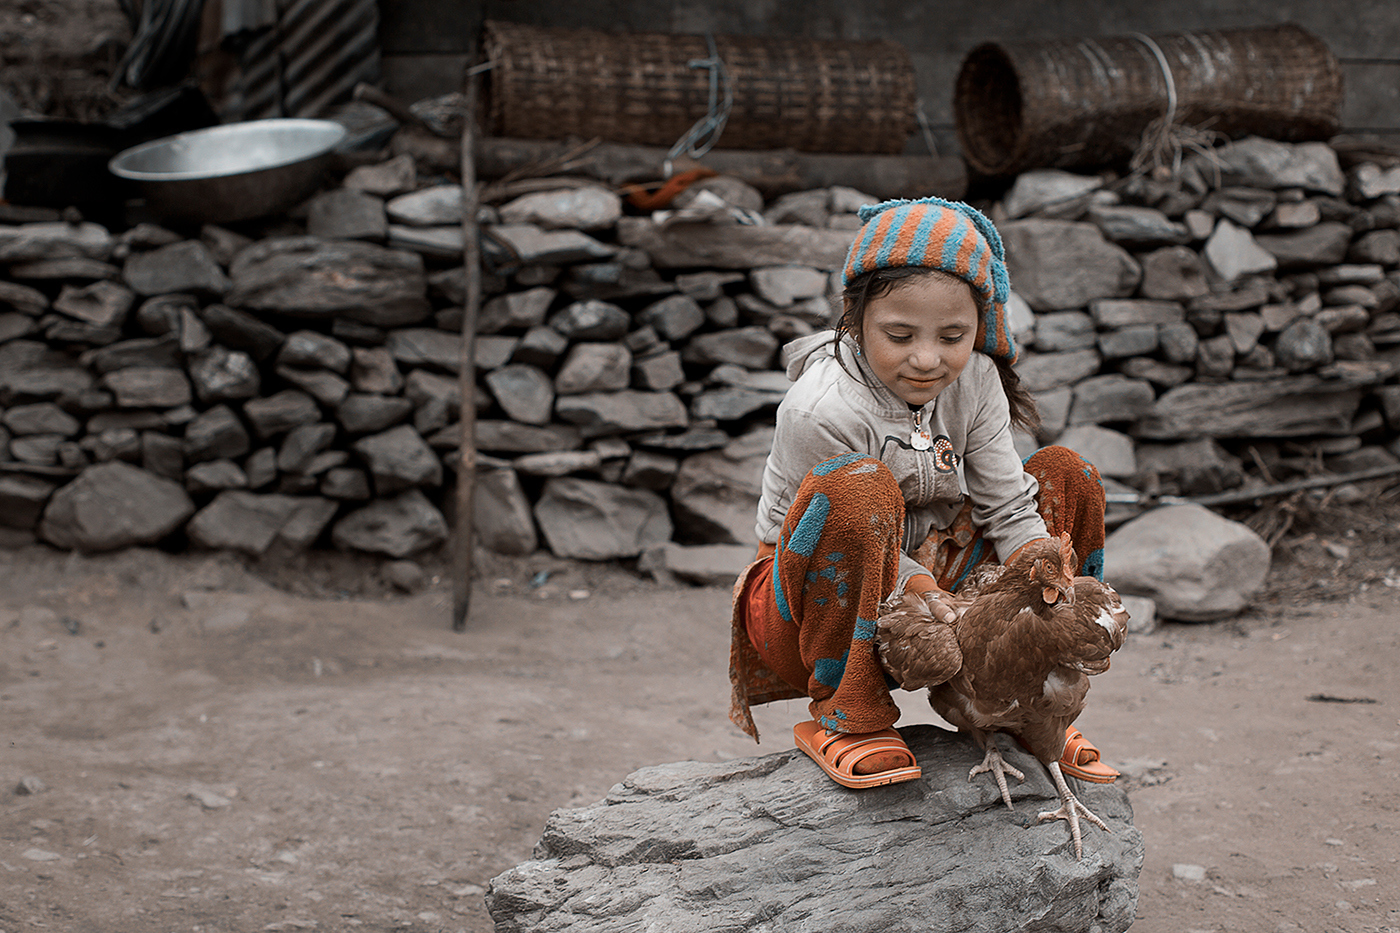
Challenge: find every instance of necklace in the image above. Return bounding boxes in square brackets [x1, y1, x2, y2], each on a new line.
[910, 407, 932, 451]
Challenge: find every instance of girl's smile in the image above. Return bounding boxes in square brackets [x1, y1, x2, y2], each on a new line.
[856, 273, 979, 407]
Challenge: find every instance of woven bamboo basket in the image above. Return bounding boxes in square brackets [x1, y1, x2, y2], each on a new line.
[954, 23, 1344, 178]
[480, 20, 917, 155]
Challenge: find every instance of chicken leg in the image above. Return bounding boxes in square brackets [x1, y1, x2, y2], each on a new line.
[969, 734, 1025, 810]
[1038, 760, 1112, 859]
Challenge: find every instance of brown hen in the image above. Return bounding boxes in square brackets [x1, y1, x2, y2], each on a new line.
[879, 534, 1129, 858]
[874, 589, 965, 690]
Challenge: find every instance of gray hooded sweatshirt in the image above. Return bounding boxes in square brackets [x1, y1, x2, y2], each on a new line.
[755, 330, 1048, 595]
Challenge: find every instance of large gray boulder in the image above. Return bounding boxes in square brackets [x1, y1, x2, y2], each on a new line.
[669, 442, 768, 545]
[473, 467, 538, 556]
[1105, 503, 1271, 621]
[498, 186, 622, 231]
[1002, 220, 1142, 311]
[38, 462, 194, 551]
[533, 477, 671, 559]
[330, 488, 448, 557]
[487, 725, 1142, 933]
[0, 221, 113, 262]
[1203, 136, 1346, 195]
[186, 491, 337, 556]
[123, 240, 230, 297]
[351, 424, 443, 495]
[225, 236, 431, 327]
[1132, 374, 1366, 439]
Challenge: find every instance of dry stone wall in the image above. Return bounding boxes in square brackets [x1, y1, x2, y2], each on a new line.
[1, 135, 1397, 571]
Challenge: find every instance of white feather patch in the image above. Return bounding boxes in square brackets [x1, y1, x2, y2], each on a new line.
[1043, 669, 1074, 699]
[1094, 608, 1119, 636]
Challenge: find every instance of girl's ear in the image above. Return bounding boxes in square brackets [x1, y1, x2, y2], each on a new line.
[844, 321, 863, 356]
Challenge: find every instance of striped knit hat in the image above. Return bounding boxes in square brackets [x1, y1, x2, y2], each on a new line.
[842, 196, 1017, 363]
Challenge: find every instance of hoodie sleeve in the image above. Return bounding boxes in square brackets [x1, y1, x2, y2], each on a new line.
[959, 360, 1048, 560]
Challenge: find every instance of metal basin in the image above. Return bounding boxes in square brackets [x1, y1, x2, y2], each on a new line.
[108, 118, 347, 224]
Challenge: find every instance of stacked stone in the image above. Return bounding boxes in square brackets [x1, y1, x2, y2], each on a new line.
[1, 134, 1397, 570]
[467, 179, 875, 568]
[0, 206, 462, 559]
[0, 158, 861, 565]
[996, 136, 1400, 505]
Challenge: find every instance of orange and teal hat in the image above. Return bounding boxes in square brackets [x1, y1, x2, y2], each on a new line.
[842, 196, 1017, 363]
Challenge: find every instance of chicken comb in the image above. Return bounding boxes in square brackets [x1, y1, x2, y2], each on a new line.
[1058, 532, 1075, 571]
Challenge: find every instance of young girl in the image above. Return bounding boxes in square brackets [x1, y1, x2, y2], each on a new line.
[728, 196, 1118, 789]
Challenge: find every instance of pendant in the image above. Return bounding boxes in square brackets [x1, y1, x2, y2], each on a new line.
[910, 431, 932, 451]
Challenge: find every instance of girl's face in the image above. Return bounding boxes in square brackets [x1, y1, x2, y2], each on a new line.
[857, 273, 979, 407]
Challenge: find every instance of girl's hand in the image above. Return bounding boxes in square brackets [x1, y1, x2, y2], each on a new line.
[905, 574, 957, 624]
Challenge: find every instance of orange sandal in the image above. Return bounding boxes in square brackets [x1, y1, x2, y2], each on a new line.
[792, 721, 922, 789]
[1059, 727, 1119, 783]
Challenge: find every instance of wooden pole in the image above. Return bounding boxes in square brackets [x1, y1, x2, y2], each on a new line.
[1184, 462, 1400, 506]
[452, 71, 483, 633]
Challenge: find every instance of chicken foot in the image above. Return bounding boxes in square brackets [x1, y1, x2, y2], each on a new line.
[1038, 760, 1111, 859]
[969, 736, 1025, 809]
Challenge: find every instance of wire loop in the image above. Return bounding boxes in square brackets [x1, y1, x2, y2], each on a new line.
[663, 33, 734, 177]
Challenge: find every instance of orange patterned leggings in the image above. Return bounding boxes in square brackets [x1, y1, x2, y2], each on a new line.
[728, 445, 1105, 739]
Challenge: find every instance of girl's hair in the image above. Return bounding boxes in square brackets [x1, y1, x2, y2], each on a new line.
[835, 266, 1041, 433]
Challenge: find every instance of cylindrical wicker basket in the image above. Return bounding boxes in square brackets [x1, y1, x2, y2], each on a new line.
[481, 20, 917, 155]
[954, 24, 1344, 177]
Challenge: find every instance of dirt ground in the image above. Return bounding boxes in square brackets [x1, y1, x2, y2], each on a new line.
[3, 8, 1398, 926]
[1, 495, 1399, 933]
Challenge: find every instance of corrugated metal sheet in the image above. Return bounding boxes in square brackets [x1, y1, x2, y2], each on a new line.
[220, 0, 380, 121]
